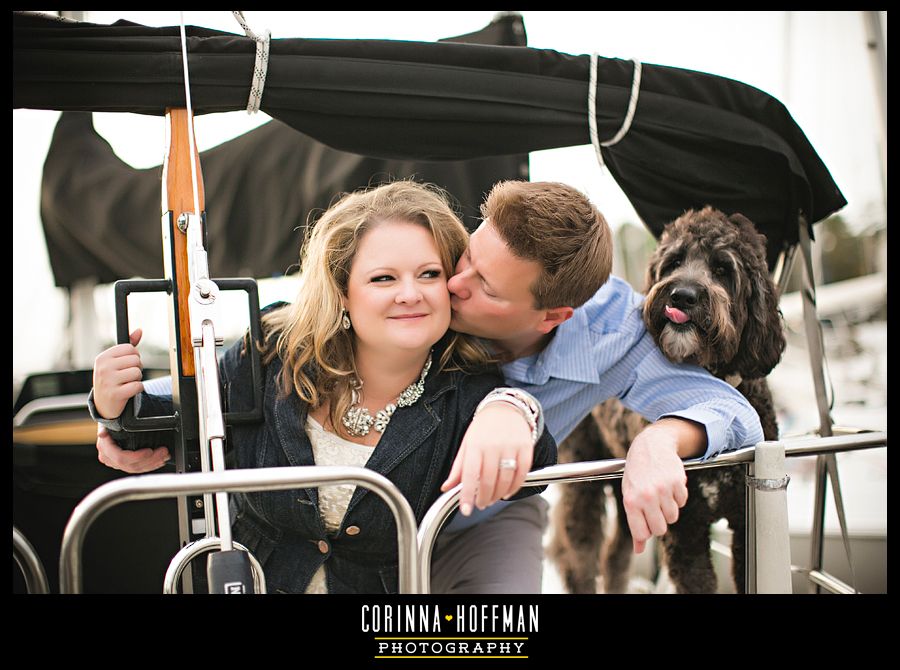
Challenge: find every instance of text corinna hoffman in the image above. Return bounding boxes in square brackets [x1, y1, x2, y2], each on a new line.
[361, 604, 539, 633]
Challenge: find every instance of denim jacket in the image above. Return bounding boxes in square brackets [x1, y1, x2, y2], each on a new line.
[98, 328, 557, 594]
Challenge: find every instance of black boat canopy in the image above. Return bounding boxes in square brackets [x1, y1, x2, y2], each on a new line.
[14, 11, 847, 284]
[30, 13, 529, 288]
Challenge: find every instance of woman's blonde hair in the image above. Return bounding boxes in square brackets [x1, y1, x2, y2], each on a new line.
[260, 180, 493, 436]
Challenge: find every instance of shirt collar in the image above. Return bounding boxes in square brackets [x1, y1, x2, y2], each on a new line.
[501, 306, 600, 385]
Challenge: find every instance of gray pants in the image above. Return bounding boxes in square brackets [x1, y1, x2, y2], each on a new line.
[429, 495, 549, 594]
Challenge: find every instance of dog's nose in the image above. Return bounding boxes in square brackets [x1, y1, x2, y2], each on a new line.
[670, 285, 700, 309]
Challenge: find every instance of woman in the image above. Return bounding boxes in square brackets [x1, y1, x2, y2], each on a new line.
[90, 180, 556, 594]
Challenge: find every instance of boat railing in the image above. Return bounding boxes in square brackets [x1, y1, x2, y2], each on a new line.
[55, 430, 885, 594]
[13, 526, 50, 594]
[418, 429, 887, 594]
[58, 465, 419, 594]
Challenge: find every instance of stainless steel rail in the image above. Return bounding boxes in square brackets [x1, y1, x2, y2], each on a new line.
[163, 537, 266, 594]
[60, 465, 420, 594]
[417, 431, 886, 594]
[13, 526, 50, 594]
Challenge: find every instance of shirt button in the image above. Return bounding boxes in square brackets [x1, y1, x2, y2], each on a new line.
[345, 526, 360, 536]
[317, 540, 329, 554]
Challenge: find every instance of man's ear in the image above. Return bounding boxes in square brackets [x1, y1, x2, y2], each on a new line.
[536, 306, 574, 334]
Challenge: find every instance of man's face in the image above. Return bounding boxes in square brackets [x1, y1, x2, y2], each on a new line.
[447, 219, 547, 342]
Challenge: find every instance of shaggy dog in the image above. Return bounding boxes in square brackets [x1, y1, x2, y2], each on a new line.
[549, 207, 786, 594]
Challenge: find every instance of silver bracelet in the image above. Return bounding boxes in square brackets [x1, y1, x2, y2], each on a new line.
[474, 387, 544, 445]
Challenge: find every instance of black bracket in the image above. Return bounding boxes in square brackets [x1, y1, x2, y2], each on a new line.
[114, 277, 263, 433]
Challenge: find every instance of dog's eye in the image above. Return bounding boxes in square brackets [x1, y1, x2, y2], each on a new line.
[713, 263, 729, 277]
[662, 258, 682, 274]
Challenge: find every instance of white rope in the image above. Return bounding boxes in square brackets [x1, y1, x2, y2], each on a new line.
[588, 53, 604, 168]
[589, 54, 643, 168]
[178, 13, 202, 221]
[232, 11, 271, 114]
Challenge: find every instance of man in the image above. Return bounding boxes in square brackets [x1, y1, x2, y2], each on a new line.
[95, 180, 763, 593]
[431, 180, 762, 593]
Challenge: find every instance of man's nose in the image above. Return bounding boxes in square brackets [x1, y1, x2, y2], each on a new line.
[447, 269, 471, 300]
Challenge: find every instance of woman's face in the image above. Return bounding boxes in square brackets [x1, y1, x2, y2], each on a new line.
[343, 219, 451, 359]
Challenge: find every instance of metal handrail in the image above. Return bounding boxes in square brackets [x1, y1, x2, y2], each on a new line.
[417, 430, 887, 594]
[163, 537, 267, 594]
[60, 465, 420, 594]
[13, 393, 89, 427]
[13, 526, 50, 594]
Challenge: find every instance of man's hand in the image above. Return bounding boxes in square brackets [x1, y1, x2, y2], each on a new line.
[621, 417, 706, 553]
[96, 425, 170, 473]
[441, 403, 534, 516]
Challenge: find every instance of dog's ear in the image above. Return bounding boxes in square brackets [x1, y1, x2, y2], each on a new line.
[728, 212, 755, 229]
[730, 222, 787, 378]
[643, 256, 658, 294]
[643, 236, 666, 293]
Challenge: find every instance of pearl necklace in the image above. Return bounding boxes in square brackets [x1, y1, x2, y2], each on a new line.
[341, 353, 432, 437]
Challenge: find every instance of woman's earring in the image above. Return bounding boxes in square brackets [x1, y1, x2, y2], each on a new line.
[342, 310, 351, 330]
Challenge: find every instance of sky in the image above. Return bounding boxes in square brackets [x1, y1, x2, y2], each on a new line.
[12, 11, 886, 382]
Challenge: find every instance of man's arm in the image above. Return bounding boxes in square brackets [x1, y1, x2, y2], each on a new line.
[621, 417, 703, 553]
[609, 338, 763, 552]
[616, 343, 763, 458]
[508, 307, 762, 551]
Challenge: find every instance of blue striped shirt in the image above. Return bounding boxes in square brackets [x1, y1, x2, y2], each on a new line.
[504, 275, 763, 455]
[444, 274, 764, 531]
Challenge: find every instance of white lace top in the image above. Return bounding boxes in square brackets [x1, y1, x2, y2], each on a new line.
[303, 416, 374, 594]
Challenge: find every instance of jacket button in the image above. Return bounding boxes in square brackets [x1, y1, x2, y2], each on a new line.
[345, 526, 360, 536]
[318, 540, 329, 554]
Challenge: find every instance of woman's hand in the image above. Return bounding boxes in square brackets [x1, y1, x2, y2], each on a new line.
[441, 403, 534, 515]
[92, 329, 145, 419]
[96, 425, 170, 473]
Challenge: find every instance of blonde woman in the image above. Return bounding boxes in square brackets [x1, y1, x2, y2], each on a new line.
[90, 180, 555, 594]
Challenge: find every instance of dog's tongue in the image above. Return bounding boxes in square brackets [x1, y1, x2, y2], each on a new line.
[664, 305, 691, 324]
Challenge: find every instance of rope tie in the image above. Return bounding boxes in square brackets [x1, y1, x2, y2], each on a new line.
[232, 11, 271, 114]
[589, 54, 642, 168]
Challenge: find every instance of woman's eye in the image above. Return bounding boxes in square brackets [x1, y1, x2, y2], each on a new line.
[420, 269, 443, 279]
[370, 275, 394, 283]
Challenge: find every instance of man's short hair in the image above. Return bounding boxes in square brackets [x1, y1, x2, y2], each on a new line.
[482, 180, 613, 309]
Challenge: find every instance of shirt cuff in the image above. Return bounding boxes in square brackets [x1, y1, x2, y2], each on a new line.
[86, 388, 123, 432]
[659, 407, 735, 461]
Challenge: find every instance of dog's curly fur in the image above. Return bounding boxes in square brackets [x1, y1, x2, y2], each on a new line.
[549, 207, 786, 594]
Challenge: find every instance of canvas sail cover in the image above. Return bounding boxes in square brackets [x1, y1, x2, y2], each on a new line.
[14, 11, 847, 283]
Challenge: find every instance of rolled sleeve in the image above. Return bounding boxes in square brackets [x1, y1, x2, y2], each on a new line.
[618, 338, 764, 459]
[661, 401, 763, 461]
